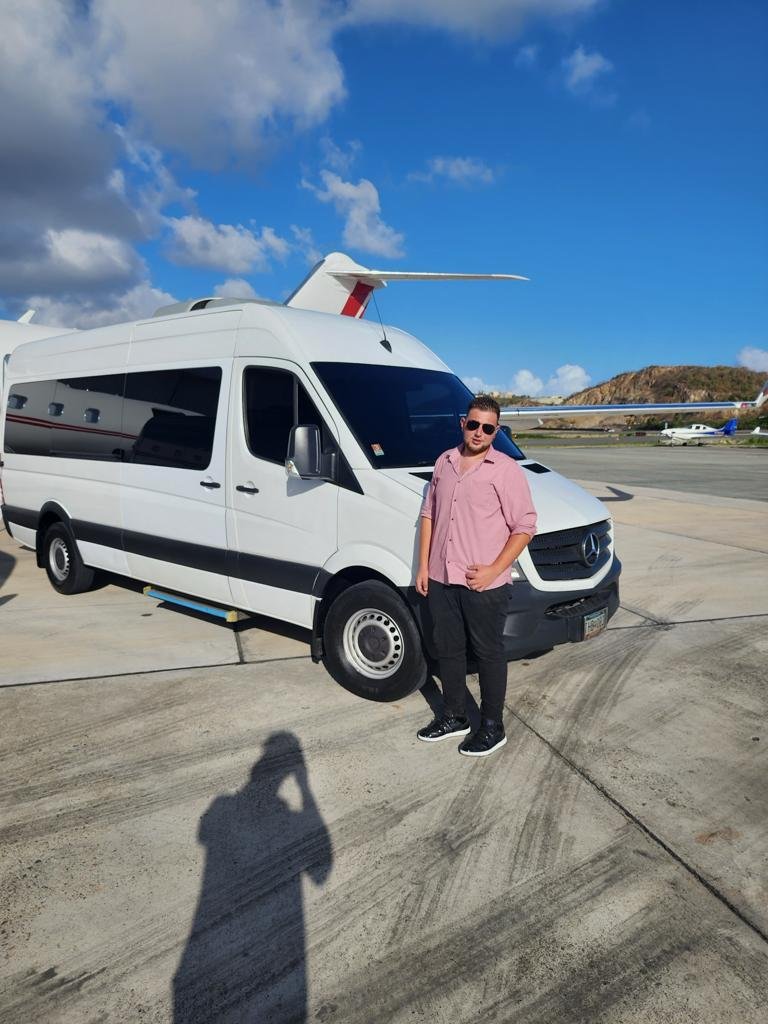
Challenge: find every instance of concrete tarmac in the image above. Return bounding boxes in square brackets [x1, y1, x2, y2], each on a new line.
[525, 444, 768, 502]
[1, 451, 767, 1022]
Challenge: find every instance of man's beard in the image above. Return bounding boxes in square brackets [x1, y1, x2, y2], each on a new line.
[464, 438, 492, 454]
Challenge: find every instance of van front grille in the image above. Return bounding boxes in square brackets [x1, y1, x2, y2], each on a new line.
[529, 520, 611, 581]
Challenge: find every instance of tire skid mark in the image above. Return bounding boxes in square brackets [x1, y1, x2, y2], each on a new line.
[0, 672, 360, 785]
[0, 679, 216, 759]
[307, 836, 677, 1023]
[505, 629, 658, 881]
[453, 912, 708, 1024]
[386, 759, 505, 947]
[0, 700, 369, 810]
[0, 707, 408, 845]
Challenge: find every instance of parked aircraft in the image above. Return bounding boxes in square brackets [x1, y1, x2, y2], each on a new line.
[657, 418, 738, 446]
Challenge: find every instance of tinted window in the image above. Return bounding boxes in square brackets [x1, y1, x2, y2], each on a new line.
[244, 367, 335, 464]
[312, 363, 525, 468]
[49, 375, 126, 460]
[4, 379, 58, 456]
[125, 367, 221, 470]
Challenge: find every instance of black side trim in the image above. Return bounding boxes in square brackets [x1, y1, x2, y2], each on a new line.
[2, 505, 40, 530]
[7, 507, 331, 597]
[410, 471, 433, 482]
[73, 520, 124, 550]
[523, 462, 551, 474]
[234, 551, 321, 595]
[70, 518, 326, 596]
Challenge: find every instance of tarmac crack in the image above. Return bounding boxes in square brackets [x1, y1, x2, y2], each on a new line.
[504, 702, 768, 949]
[612, 606, 768, 630]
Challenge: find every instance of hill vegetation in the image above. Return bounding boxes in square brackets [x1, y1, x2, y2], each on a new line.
[492, 365, 766, 429]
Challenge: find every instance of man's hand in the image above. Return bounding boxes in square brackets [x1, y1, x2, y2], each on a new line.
[466, 564, 497, 591]
[416, 567, 429, 597]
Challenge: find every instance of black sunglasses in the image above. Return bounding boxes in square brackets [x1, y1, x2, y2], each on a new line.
[464, 419, 497, 436]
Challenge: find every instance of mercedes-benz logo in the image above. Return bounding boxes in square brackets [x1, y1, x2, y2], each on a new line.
[581, 531, 600, 567]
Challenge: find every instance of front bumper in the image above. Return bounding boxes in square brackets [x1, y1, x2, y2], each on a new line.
[405, 556, 621, 662]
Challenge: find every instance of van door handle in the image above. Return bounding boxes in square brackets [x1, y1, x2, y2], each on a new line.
[200, 478, 221, 489]
[236, 482, 259, 494]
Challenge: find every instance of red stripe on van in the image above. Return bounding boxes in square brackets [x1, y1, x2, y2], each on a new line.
[6, 414, 137, 440]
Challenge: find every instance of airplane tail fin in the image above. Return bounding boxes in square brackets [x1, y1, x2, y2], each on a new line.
[722, 417, 738, 435]
[756, 380, 768, 410]
[284, 251, 528, 318]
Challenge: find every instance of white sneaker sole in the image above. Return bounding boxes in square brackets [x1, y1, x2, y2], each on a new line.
[459, 735, 507, 757]
[418, 726, 471, 743]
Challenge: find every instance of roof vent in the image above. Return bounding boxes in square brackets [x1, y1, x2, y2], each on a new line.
[152, 296, 281, 317]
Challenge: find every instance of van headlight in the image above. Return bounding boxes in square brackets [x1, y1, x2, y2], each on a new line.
[510, 560, 527, 582]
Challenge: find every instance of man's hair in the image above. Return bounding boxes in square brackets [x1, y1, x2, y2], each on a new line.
[467, 394, 501, 422]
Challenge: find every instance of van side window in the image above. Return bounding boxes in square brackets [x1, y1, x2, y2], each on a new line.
[244, 367, 334, 464]
[124, 366, 222, 470]
[4, 380, 58, 456]
[49, 375, 126, 461]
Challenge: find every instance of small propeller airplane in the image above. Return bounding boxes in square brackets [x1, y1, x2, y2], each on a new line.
[2, 252, 767, 430]
[657, 418, 739, 445]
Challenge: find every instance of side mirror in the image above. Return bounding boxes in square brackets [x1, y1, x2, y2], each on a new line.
[286, 424, 336, 481]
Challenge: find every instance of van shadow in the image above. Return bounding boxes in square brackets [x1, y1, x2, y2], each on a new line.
[172, 732, 332, 1023]
[0, 545, 16, 589]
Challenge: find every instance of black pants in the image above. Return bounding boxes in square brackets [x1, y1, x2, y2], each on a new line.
[427, 580, 510, 723]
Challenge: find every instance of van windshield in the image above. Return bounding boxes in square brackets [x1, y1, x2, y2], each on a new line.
[312, 362, 525, 468]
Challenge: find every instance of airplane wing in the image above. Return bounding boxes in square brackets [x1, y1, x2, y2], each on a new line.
[500, 388, 766, 429]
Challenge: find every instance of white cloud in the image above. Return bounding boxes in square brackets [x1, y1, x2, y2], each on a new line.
[320, 137, 362, 174]
[463, 376, 502, 394]
[117, 130, 197, 231]
[94, 1, 346, 162]
[562, 45, 614, 96]
[25, 280, 176, 330]
[213, 278, 263, 301]
[291, 226, 323, 266]
[515, 44, 539, 68]
[737, 346, 768, 373]
[509, 365, 591, 396]
[511, 369, 545, 396]
[410, 157, 495, 187]
[45, 229, 137, 280]
[547, 363, 591, 394]
[304, 171, 404, 258]
[345, 1, 600, 39]
[0, 228, 144, 297]
[166, 217, 290, 273]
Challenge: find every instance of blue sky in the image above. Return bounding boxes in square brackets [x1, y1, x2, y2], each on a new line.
[1, 0, 766, 395]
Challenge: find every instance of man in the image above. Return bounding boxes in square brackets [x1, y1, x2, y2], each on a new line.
[416, 395, 537, 757]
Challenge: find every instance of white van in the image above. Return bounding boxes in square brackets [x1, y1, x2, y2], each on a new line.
[1, 299, 620, 700]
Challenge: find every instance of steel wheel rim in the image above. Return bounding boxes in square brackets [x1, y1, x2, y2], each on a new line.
[342, 607, 404, 680]
[49, 537, 71, 582]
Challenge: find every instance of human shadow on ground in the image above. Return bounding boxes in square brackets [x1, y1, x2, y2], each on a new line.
[173, 732, 332, 1023]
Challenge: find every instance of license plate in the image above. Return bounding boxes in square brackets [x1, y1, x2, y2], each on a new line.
[583, 607, 608, 640]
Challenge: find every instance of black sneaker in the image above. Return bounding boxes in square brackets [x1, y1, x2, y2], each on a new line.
[459, 719, 507, 757]
[417, 714, 471, 743]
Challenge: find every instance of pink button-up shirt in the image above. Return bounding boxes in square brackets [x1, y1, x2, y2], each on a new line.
[420, 446, 537, 590]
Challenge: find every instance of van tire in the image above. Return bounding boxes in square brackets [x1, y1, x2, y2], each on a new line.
[43, 523, 96, 595]
[322, 580, 427, 702]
